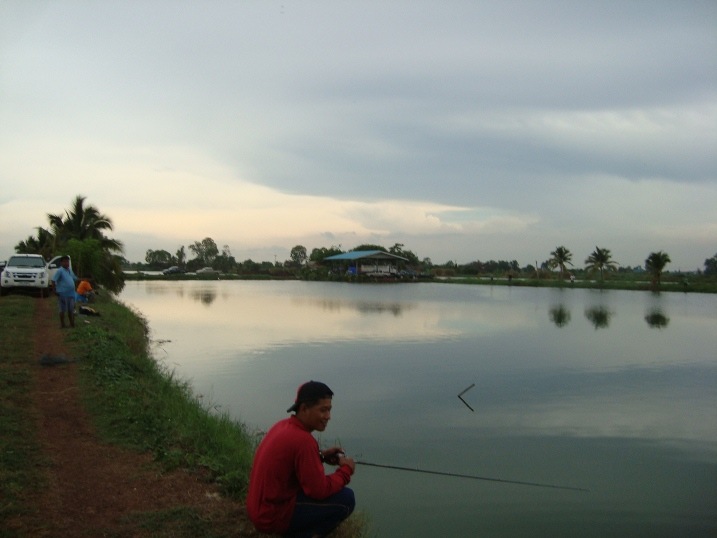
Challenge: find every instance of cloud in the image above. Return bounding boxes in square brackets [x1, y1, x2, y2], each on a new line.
[0, 1, 715, 268]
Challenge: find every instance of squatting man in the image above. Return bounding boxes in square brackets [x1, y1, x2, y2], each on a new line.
[247, 381, 356, 537]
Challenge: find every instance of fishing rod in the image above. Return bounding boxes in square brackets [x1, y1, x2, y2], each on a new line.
[354, 460, 590, 492]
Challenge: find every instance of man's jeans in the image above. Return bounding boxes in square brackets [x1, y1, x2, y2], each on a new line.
[284, 488, 355, 538]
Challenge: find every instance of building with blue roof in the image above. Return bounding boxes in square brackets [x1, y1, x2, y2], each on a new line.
[323, 250, 409, 278]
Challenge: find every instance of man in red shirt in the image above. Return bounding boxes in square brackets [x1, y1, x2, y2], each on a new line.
[247, 381, 356, 537]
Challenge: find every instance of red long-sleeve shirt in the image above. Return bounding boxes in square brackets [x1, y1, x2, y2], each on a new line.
[246, 416, 353, 534]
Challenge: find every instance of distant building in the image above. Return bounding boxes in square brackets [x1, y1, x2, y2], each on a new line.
[323, 250, 408, 277]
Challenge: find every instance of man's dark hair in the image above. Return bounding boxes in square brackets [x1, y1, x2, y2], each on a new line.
[287, 381, 334, 413]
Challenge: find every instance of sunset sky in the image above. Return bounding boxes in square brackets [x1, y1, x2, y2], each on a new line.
[1, 1, 715, 270]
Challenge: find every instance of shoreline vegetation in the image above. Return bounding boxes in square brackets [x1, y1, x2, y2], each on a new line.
[0, 292, 367, 537]
[123, 270, 717, 294]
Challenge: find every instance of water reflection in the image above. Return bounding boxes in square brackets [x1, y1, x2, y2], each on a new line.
[549, 304, 571, 327]
[644, 308, 670, 329]
[292, 296, 413, 316]
[584, 306, 613, 329]
[191, 288, 217, 305]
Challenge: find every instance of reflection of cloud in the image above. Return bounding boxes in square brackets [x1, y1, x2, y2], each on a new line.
[451, 367, 717, 446]
[476, 393, 717, 446]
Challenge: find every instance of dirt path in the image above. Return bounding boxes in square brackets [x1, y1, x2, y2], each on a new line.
[25, 298, 262, 537]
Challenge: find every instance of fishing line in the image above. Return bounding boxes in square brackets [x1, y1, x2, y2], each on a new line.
[354, 460, 589, 492]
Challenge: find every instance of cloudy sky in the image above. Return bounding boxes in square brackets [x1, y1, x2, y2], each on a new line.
[1, 1, 715, 270]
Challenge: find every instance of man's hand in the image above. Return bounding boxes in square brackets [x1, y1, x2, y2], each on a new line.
[320, 446, 344, 466]
[338, 454, 356, 474]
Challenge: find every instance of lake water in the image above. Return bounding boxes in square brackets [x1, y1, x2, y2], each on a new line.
[119, 280, 717, 537]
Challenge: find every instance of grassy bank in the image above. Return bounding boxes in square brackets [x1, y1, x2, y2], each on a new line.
[0, 293, 368, 537]
[0, 297, 44, 529]
[74, 296, 368, 536]
[68, 294, 258, 497]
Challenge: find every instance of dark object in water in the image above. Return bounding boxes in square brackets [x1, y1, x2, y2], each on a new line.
[458, 383, 475, 412]
[39, 354, 76, 366]
[79, 305, 100, 316]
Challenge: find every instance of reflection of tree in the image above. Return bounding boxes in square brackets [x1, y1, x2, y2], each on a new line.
[644, 309, 670, 329]
[549, 305, 571, 327]
[298, 298, 411, 317]
[356, 301, 404, 317]
[584, 306, 612, 329]
[191, 289, 217, 305]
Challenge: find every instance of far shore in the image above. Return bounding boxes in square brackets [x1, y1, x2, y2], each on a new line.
[122, 270, 717, 294]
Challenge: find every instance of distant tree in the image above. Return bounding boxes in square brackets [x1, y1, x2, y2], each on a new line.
[145, 249, 174, 268]
[290, 245, 308, 266]
[351, 244, 387, 252]
[388, 243, 419, 264]
[189, 237, 219, 267]
[463, 260, 484, 275]
[704, 253, 717, 276]
[310, 245, 344, 262]
[214, 245, 237, 273]
[645, 251, 671, 286]
[584, 246, 618, 281]
[240, 258, 260, 273]
[175, 246, 186, 268]
[549, 246, 573, 280]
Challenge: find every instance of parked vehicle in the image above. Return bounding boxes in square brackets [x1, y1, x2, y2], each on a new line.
[162, 266, 184, 275]
[1, 254, 49, 297]
[196, 267, 220, 275]
[0, 254, 72, 298]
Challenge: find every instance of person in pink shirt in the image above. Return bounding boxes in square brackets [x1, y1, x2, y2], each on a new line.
[247, 381, 356, 537]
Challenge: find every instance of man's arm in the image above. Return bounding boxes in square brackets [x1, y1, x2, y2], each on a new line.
[321, 447, 356, 473]
[296, 441, 353, 500]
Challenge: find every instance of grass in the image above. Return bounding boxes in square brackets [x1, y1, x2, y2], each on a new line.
[0, 296, 45, 537]
[66, 295, 257, 497]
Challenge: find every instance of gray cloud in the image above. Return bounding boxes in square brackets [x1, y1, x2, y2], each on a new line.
[0, 0, 715, 268]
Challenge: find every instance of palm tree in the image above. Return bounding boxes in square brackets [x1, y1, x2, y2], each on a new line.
[45, 196, 125, 292]
[584, 246, 618, 281]
[549, 246, 573, 281]
[645, 251, 671, 286]
[15, 227, 55, 259]
[47, 195, 124, 254]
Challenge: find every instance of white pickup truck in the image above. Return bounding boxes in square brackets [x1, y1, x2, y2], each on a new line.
[0, 254, 68, 297]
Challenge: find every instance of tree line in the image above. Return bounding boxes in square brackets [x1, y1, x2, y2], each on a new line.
[13, 196, 717, 290]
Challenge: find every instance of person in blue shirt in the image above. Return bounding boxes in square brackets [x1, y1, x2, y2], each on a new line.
[52, 256, 78, 328]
